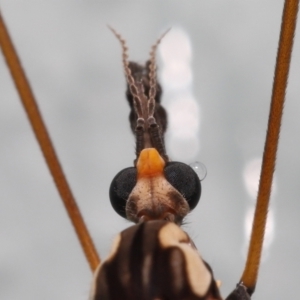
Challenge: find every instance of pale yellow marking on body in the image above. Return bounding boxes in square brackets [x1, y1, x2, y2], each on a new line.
[158, 223, 212, 297]
[89, 263, 100, 300]
[107, 234, 131, 288]
[89, 234, 122, 299]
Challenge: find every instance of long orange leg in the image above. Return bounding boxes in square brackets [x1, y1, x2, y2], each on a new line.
[0, 9, 100, 272]
[238, 0, 299, 296]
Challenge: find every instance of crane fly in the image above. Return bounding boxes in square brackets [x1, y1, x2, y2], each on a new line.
[0, 2, 300, 300]
[89, 28, 221, 299]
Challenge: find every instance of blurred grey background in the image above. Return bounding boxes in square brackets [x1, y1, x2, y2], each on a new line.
[0, 1, 299, 299]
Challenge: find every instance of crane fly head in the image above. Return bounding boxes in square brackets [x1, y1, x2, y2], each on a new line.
[110, 148, 201, 224]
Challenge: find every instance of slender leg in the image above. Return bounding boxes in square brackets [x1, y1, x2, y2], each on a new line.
[227, 0, 299, 298]
[0, 9, 100, 272]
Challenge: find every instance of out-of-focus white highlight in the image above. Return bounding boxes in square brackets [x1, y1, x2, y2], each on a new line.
[160, 28, 192, 89]
[168, 94, 199, 138]
[243, 158, 277, 200]
[168, 136, 199, 162]
[242, 158, 276, 259]
[162, 64, 192, 89]
[160, 28, 192, 63]
[159, 27, 200, 162]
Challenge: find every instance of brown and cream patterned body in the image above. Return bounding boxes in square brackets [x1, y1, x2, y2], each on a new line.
[90, 221, 222, 300]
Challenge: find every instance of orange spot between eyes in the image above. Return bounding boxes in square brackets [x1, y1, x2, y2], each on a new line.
[136, 148, 165, 178]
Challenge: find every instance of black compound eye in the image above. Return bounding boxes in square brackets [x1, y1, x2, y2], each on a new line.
[164, 162, 201, 210]
[109, 167, 137, 218]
